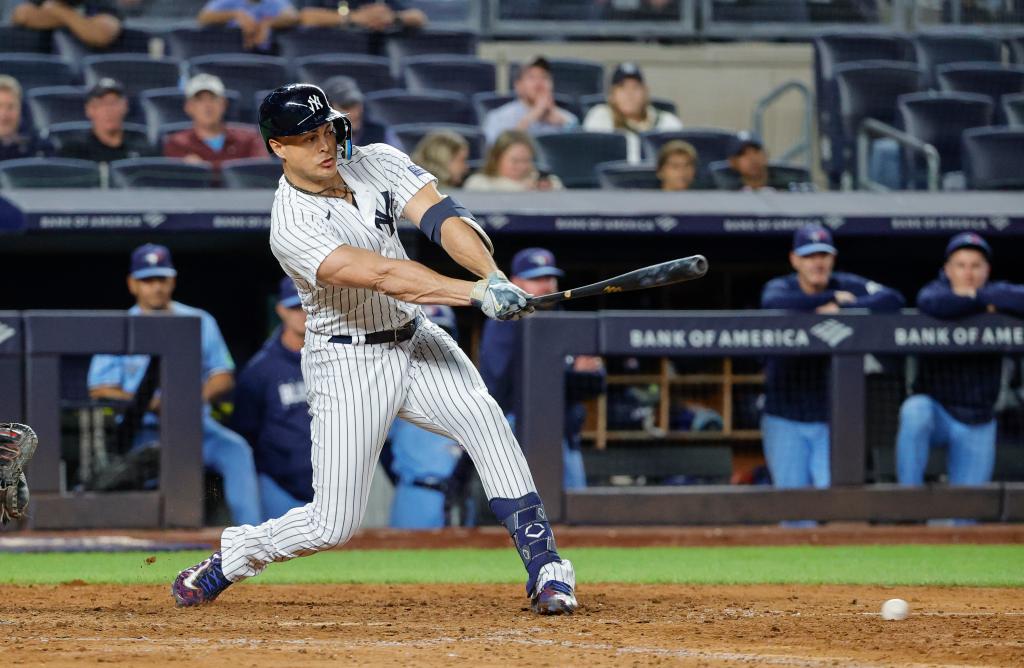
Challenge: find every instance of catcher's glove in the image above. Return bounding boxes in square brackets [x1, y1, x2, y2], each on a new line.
[0, 423, 37, 525]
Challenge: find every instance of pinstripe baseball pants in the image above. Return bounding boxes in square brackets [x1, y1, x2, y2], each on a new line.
[221, 320, 537, 581]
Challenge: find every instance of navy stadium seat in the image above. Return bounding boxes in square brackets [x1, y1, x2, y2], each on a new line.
[709, 161, 812, 191]
[53, 28, 153, 69]
[391, 122, 484, 160]
[578, 93, 678, 117]
[364, 90, 473, 126]
[1007, 36, 1024, 64]
[1005, 93, 1024, 126]
[110, 157, 215, 188]
[140, 88, 242, 144]
[595, 161, 660, 189]
[0, 157, 101, 188]
[897, 92, 993, 177]
[640, 128, 737, 190]
[937, 63, 1024, 122]
[533, 131, 628, 189]
[962, 127, 1024, 190]
[508, 57, 604, 100]
[709, 0, 808, 22]
[82, 55, 181, 97]
[164, 28, 246, 60]
[402, 55, 496, 97]
[189, 54, 291, 121]
[912, 32, 1002, 89]
[26, 86, 88, 133]
[0, 26, 53, 54]
[43, 121, 150, 154]
[221, 158, 282, 189]
[385, 29, 478, 62]
[274, 28, 373, 59]
[295, 54, 395, 94]
[0, 54, 77, 89]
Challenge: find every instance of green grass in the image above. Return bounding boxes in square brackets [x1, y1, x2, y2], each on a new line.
[1, 545, 1022, 587]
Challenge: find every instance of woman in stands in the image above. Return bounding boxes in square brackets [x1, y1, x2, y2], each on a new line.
[410, 130, 470, 191]
[463, 130, 562, 192]
[583, 62, 683, 163]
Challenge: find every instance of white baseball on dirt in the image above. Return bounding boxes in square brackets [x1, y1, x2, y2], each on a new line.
[881, 598, 909, 621]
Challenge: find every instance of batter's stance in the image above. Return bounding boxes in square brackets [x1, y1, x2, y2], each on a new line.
[172, 83, 577, 615]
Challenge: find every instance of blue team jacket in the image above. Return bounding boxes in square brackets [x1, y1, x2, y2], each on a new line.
[760, 271, 905, 422]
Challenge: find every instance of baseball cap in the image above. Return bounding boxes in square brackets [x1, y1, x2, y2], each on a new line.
[511, 247, 564, 280]
[87, 77, 125, 101]
[184, 73, 225, 99]
[130, 243, 176, 279]
[322, 75, 363, 108]
[728, 130, 764, 158]
[792, 224, 837, 257]
[945, 231, 992, 260]
[278, 276, 301, 308]
[422, 304, 458, 340]
[611, 62, 644, 86]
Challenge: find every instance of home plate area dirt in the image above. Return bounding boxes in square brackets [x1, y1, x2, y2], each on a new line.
[1, 583, 1022, 666]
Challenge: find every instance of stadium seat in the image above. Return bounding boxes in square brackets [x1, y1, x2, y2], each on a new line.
[53, 28, 153, 69]
[384, 29, 478, 63]
[471, 91, 580, 126]
[835, 61, 923, 181]
[140, 88, 242, 144]
[221, 158, 282, 189]
[897, 92, 993, 178]
[26, 86, 88, 133]
[0, 26, 53, 54]
[1005, 93, 1024, 127]
[709, 0, 808, 22]
[937, 63, 1024, 122]
[189, 54, 291, 121]
[391, 122, 484, 160]
[508, 57, 605, 100]
[911, 32, 1002, 90]
[962, 127, 1024, 190]
[82, 55, 181, 98]
[164, 28, 246, 60]
[0, 54, 77, 89]
[595, 161, 660, 189]
[1007, 36, 1024, 64]
[709, 161, 812, 191]
[640, 128, 737, 189]
[110, 157, 215, 188]
[364, 90, 473, 126]
[578, 93, 678, 117]
[0, 157, 101, 188]
[533, 131, 628, 188]
[402, 55, 496, 97]
[274, 27, 373, 60]
[43, 121, 149, 154]
[295, 54, 395, 94]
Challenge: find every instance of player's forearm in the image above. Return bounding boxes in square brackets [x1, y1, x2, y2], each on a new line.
[373, 259, 476, 306]
[440, 218, 500, 279]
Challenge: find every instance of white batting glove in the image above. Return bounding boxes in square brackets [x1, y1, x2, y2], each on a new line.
[470, 272, 534, 321]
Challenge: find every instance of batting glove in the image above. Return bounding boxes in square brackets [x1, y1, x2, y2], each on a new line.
[471, 272, 534, 321]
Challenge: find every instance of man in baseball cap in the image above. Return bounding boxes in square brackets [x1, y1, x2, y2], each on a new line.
[58, 77, 156, 162]
[322, 75, 389, 146]
[726, 131, 769, 190]
[760, 225, 904, 513]
[163, 73, 265, 173]
[897, 231, 1024, 492]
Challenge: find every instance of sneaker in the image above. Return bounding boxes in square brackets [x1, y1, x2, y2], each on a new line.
[172, 552, 232, 607]
[531, 559, 578, 615]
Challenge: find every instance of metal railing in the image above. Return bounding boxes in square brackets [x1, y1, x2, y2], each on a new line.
[856, 117, 941, 192]
[752, 79, 814, 172]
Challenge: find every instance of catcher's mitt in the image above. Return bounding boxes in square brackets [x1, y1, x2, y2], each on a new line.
[0, 423, 37, 525]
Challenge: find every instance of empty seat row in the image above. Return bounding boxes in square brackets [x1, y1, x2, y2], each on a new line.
[0, 156, 281, 189]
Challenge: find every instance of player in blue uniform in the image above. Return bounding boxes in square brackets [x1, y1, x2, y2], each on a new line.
[88, 244, 262, 526]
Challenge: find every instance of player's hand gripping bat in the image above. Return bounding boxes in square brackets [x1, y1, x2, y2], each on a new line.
[526, 255, 708, 308]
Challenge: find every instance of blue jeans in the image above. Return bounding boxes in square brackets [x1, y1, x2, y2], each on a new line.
[390, 483, 446, 529]
[506, 414, 587, 491]
[258, 473, 305, 522]
[896, 395, 996, 486]
[760, 414, 831, 489]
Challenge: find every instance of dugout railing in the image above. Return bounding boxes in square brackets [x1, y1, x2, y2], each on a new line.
[517, 309, 1024, 524]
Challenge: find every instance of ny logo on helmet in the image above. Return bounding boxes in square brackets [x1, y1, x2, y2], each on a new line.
[306, 95, 324, 113]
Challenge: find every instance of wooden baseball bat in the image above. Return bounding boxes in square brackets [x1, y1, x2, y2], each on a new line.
[526, 255, 708, 308]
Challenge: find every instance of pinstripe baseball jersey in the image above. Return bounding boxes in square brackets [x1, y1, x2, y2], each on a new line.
[270, 143, 437, 343]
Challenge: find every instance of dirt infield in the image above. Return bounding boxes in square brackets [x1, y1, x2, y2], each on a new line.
[2, 582, 1022, 667]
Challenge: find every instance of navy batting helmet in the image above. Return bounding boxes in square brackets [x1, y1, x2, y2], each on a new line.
[258, 83, 353, 159]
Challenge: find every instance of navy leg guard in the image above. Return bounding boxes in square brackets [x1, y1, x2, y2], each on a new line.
[489, 492, 560, 595]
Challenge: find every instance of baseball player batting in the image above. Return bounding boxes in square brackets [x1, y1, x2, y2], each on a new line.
[172, 83, 577, 615]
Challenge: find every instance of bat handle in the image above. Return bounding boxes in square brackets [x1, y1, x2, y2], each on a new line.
[526, 291, 566, 308]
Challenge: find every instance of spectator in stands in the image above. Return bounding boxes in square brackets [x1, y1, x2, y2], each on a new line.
[727, 131, 770, 190]
[12, 0, 122, 49]
[197, 0, 298, 52]
[463, 130, 562, 192]
[410, 130, 469, 190]
[57, 78, 156, 162]
[0, 75, 53, 162]
[297, 0, 427, 31]
[163, 74, 264, 174]
[760, 225, 904, 500]
[479, 248, 605, 491]
[582, 63, 683, 163]
[483, 56, 578, 146]
[386, 305, 465, 529]
[88, 243, 262, 526]
[896, 232, 1024, 488]
[321, 76, 391, 147]
[233, 277, 313, 520]
[656, 139, 697, 192]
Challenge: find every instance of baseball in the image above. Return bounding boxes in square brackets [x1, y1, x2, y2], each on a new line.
[881, 598, 909, 621]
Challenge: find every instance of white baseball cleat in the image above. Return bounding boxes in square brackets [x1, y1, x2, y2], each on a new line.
[531, 559, 578, 615]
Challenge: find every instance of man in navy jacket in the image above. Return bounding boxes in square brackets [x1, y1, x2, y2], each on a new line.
[761, 225, 904, 491]
[897, 232, 1024, 486]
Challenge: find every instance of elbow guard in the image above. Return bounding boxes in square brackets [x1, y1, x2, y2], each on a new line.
[419, 196, 494, 255]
